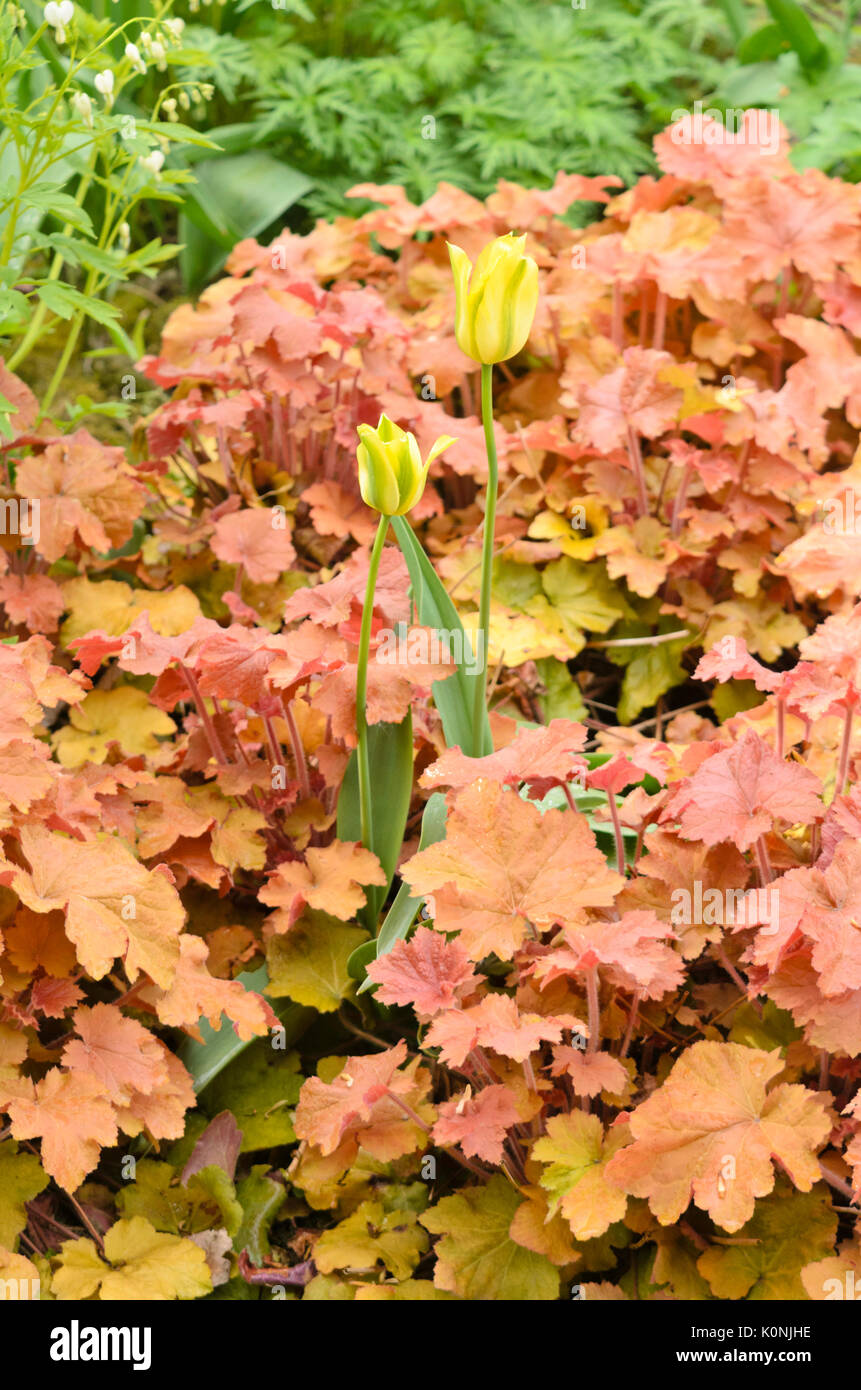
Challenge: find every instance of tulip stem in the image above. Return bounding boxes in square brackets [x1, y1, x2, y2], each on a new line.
[474, 362, 498, 740]
[356, 513, 389, 851]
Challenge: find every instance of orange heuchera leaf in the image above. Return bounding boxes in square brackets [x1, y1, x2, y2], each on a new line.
[694, 636, 782, 692]
[0, 635, 85, 745]
[260, 841, 386, 931]
[741, 838, 861, 987]
[315, 631, 456, 745]
[603, 1041, 831, 1232]
[116, 1047, 195, 1142]
[2, 825, 185, 989]
[365, 926, 477, 1015]
[294, 1041, 434, 1160]
[1, 1070, 118, 1192]
[575, 348, 683, 451]
[61, 1003, 169, 1106]
[30, 977, 83, 1019]
[550, 1049, 629, 1098]
[619, 830, 749, 960]
[401, 781, 622, 960]
[420, 717, 587, 799]
[425, 993, 583, 1067]
[283, 545, 410, 631]
[764, 950, 861, 1055]
[210, 507, 296, 585]
[433, 1085, 520, 1164]
[0, 573, 65, 633]
[0, 739, 56, 811]
[666, 730, 823, 851]
[141, 935, 273, 1041]
[302, 480, 377, 546]
[721, 169, 861, 284]
[3, 906, 76, 984]
[15, 430, 145, 563]
[533, 910, 684, 999]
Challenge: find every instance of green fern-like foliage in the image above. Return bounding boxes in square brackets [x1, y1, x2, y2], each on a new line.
[209, 0, 735, 218]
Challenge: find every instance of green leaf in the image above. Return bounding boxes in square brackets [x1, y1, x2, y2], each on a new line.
[390, 515, 492, 757]
[178, 150, 312, 291]
[234, 1166, 287, 1264]
[737, 21, 791, 64]
[21, 186, 93, 237]
[266, 909, 369, 1011]
[535, 656, 587, 722]
[35, 280, 121, 327]
[420, 1176, 559, 1300]
[697, 1186, 837, 1299]
[184, 1165, 243, 1237]
[0, 1141, 48, 1250]
[763, 0, 830, 74]
[337, 711, 413, 929]
[203, 1041, 304, 1153]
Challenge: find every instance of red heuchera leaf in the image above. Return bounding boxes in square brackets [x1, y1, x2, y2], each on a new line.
[365, 926, 477, 1015]
[70, 612, 219, 680]
[420, 718, 588, 798]
[210, 508, 296, 584]
[604, 1040, 831, 1232]
[260, 841, 386, 931]
[401, 781, 622, 961]
[194, 626, 280, 706]
[665, 731, 823, 850]
[433, 1085, 520, 1163]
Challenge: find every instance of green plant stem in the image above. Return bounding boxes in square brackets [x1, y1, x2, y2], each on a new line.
[40, 310, 84, 415]
[356, 513, 389, 851]
[474, 361, 498, 734]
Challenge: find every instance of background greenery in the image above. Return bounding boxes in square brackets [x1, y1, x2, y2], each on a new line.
[181, 0, 861, 230]
[7, 0, 861, 420]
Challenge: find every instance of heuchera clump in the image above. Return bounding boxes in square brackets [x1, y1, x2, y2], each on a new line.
[0, 110, 860, 1300]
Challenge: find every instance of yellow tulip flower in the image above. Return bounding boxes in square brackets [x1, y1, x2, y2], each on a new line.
[357, 415, 455, 516]
[447, 232, 539, 365]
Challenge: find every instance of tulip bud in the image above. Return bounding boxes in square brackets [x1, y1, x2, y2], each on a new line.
[356, 415, 455, 516]
[447, 232, 539, 365]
